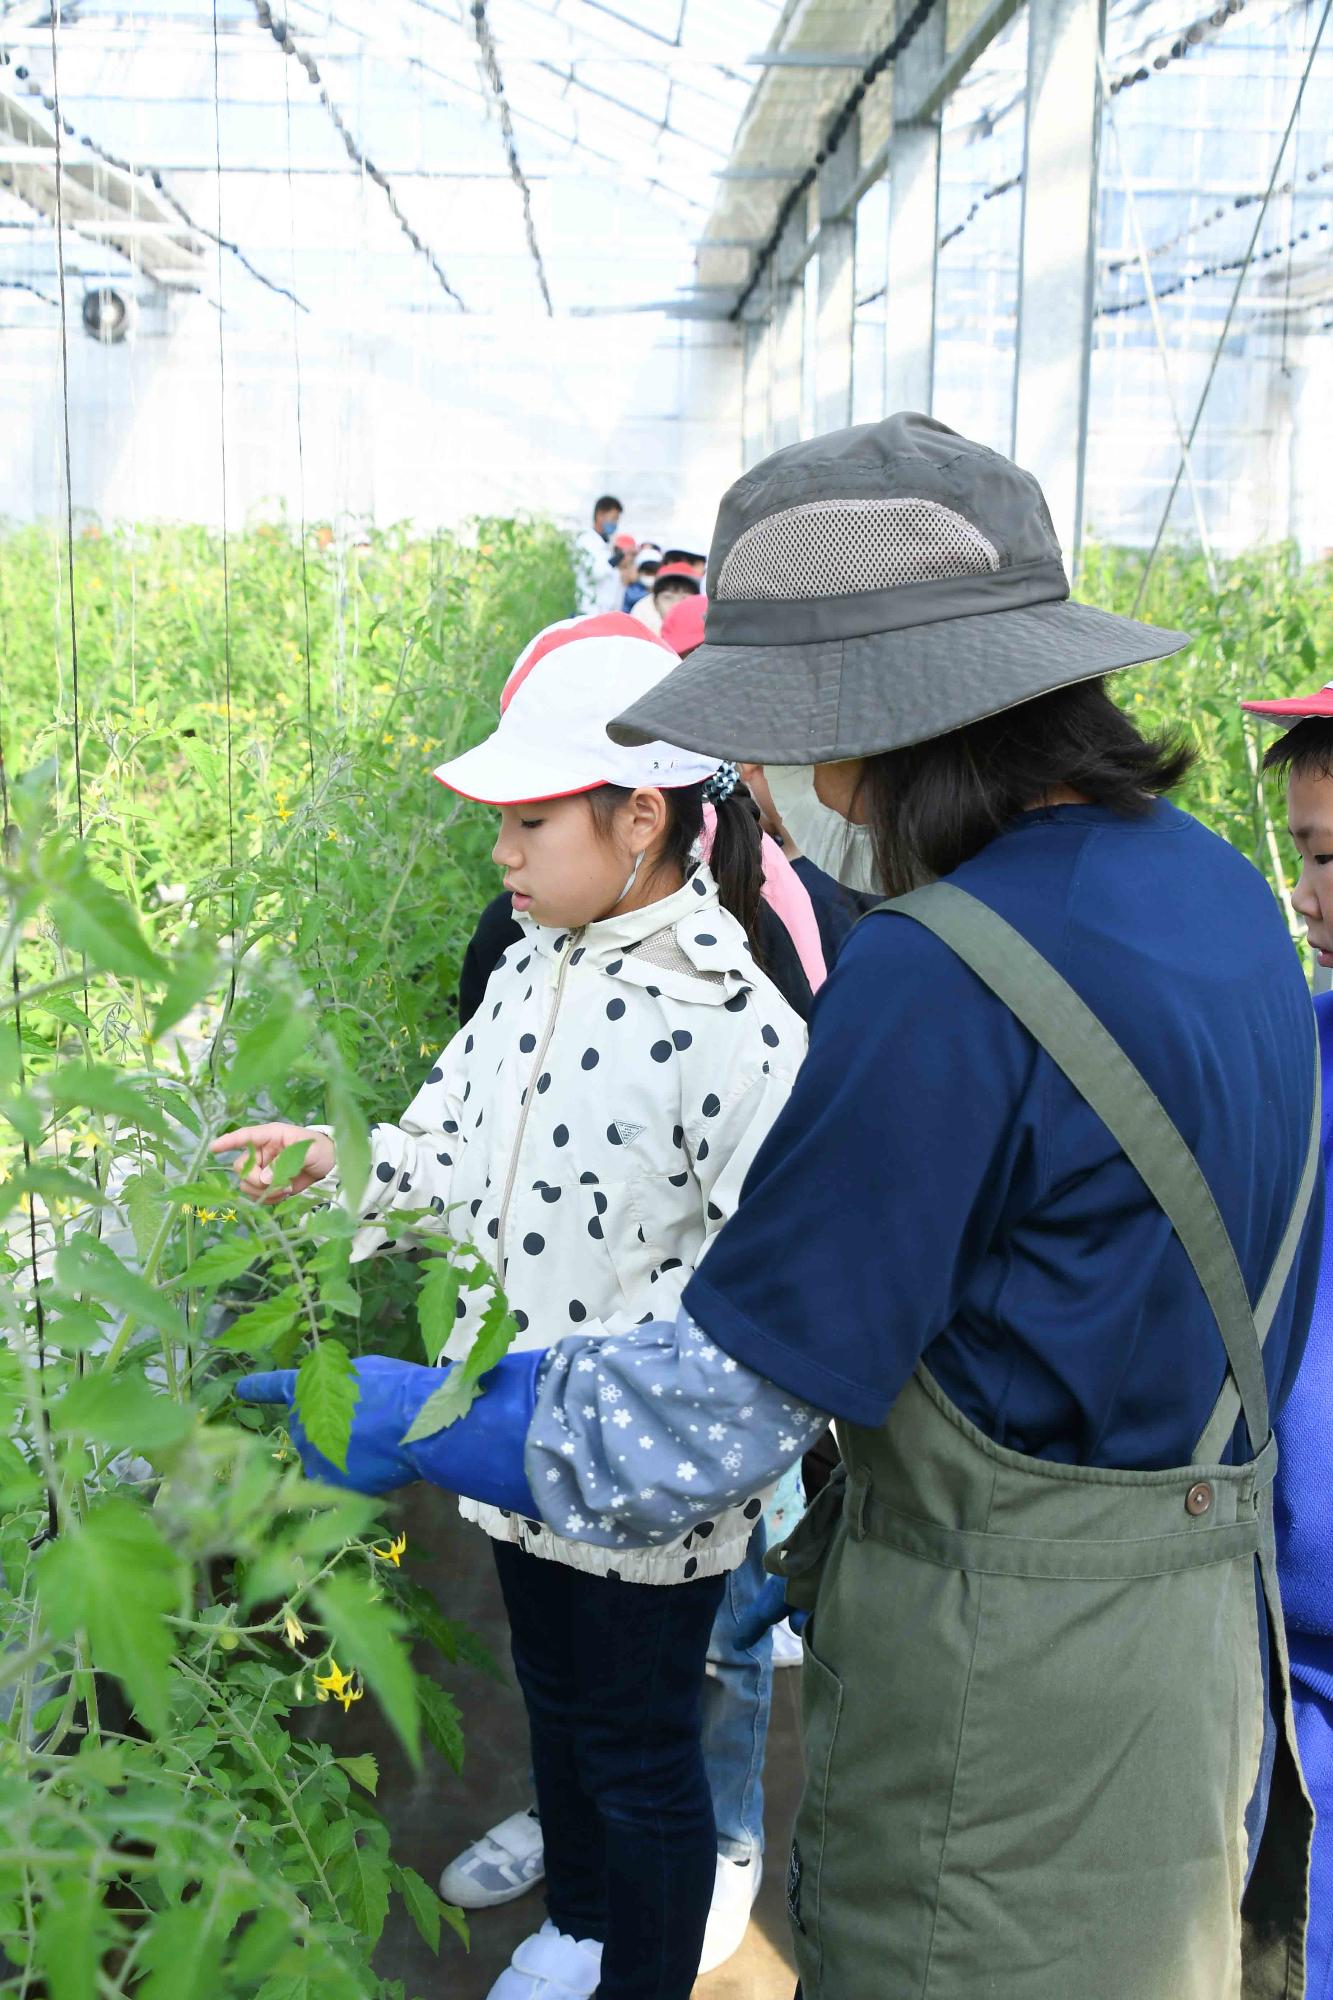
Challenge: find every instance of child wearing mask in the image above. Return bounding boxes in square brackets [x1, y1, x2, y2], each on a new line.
[210, 612, 806, 2000]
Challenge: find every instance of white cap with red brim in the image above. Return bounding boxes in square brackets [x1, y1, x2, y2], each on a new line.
[1241, 682, 1333, 720]
[433, 611, 722, 806]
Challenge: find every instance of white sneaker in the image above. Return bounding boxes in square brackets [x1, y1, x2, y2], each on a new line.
[485, 1919, 603, 2000]
[439, 1806, 545, 1909]
[697, 1850, 763, 1977]
[771, 1617, 804, 1668]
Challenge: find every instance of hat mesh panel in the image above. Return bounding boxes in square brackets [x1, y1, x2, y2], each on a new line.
[715, 498, 1000, 602]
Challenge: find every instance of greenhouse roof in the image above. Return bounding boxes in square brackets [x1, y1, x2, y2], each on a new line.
[0, 0, 786, 322]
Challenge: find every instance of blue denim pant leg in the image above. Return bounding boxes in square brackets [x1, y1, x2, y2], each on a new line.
[701, 1522, 774, 1864]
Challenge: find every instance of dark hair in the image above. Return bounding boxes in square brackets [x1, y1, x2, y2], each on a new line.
[593, 494, 623, 519]
[587, 781, 766, 965]
[856, 676, 1195, 897]
[653, 572, 701, 602]
[1262, 718, 1333, 782]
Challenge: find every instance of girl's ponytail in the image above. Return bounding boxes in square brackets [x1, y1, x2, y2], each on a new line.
[702, 770, 766, 969]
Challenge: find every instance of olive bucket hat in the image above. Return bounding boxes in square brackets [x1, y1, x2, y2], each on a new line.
[607, 412, 1190, 764]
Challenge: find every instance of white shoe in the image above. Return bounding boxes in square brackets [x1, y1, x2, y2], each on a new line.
[697, 1850, 763, 1977]
[485, 1920, 603, 2000]
[771, 1617, 804, 1668]
[440, 1806, 545, 1909]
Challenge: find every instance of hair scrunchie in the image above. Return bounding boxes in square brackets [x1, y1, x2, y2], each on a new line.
[702, 761, 740, 806]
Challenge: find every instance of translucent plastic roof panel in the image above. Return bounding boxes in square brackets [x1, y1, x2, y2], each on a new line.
[0, 0, 783, 323]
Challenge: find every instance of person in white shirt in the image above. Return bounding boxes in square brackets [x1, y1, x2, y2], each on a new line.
[574, 494, 626, 614]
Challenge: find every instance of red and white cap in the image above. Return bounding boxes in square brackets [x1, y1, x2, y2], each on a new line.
[432, 612, 722, 805]
[1241, 682, 1333, 720]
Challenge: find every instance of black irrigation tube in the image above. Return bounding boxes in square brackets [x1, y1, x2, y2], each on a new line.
[730, 0, 941, 323]
[251, 0, 467, 311]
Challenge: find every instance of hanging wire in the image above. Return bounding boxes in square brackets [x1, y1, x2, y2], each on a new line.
[0, 48, 308, 312]
[471, 0, 554, 314]
[1131, 0, 1333, 612]
[1105, 158, 1333, 273]
[0, 277, 59, 305]
[251, 0, 467, 311]
[731, 0, 943, 321]
[283, 61, 319, 903]
[1100, 215, 1333, 316]
[211, 0, 238, 1043]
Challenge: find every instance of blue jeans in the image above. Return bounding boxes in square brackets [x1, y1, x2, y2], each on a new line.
[702, 1522, 774, 1862]
[492, 1538, 726, 2000]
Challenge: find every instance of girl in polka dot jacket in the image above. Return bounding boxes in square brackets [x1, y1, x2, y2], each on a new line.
[212, 613, 805, 2000]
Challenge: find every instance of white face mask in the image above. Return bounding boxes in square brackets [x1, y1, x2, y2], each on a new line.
[766, 764, 882, 896]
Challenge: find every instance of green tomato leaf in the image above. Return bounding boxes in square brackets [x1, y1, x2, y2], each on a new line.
[213, 1289, 302, 1353]
[51, 1374, 193, 1453]
[47, 1066, 175, 1141]
[294, 1341, 358, 1473]
[314, 1572, 420, 1768]
[334, 1752, 379, 1796]
[228, 998, 308, 1098]
[415, 1672, 464, 1774]
[402, 1290, 517, 1442]
[327, 1826, 391, 1947]
[53, 1236, 190, 1344]
[389, 1861, 468, 1955]
[325, 1043, 369, 1229]
[32, 1870, 112, 2000]
[135, 1901, 226, 2000]
[270, 1136, 314, 1186]
[122, 1171, 167, 1264]
[49, 871, 166, 982]
[416, 1254, 465, 1365]
[151, 945, 218, 1039]
[393, 1577, 501, 1682]
[37, 1496, 184, 1736]
[166, 1234, 263, 1292]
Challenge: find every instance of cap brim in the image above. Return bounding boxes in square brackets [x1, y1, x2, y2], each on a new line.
[606, 598, 1191, 763]
[433, 739, 601, 806]
[1240, 694, 1333, 719]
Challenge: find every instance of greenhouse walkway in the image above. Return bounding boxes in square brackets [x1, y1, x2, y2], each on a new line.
[332, 1484, 802, 1998]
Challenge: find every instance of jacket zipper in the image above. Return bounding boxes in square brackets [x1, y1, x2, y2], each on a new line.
[495, 930, 580, 1282]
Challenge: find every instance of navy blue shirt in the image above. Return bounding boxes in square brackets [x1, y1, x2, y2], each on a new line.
[788, 854, 879, 969]
[686, 802, 1322, 1470]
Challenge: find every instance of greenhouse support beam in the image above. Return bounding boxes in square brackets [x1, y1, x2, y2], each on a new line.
[815, 112, 859, 435]
[884, 0, 946, 416]
[742, 302, 774, 467]
[771, 208, 807, 448]
[1012, 0, 1106, 559]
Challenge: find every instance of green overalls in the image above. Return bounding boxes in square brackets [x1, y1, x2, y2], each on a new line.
[769, 883, 1319, 2000]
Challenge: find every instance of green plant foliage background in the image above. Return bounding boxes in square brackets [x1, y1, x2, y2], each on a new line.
[0, 514, 573, 1998]
[0, 517, 1326, 1996]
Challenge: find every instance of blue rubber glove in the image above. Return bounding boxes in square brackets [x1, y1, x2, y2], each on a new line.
[235, 1351, 544, 1513]
[733, 1572, 809, 1651]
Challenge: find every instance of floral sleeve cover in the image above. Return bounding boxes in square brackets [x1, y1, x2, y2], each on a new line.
[525, 1304, 829, 1546]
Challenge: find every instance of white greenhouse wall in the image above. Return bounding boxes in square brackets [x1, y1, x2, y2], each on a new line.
[1, 300, 742, 546]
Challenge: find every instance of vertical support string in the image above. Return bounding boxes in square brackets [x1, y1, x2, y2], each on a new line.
[211, 0, 238, 1049]
[284, 62, 319, 902]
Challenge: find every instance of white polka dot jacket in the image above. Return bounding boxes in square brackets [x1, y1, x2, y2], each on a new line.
[311, 865, 807, 1584]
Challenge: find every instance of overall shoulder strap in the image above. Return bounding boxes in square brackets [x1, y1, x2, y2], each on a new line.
[884, 881, 1316, 1459]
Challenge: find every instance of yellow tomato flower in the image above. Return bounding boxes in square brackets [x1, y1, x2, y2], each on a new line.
[372, 1532, 408, 1568]
[194, 1205, 218, 1223]
[282, 1610, 306, 1648]
[275, 805, 292, 823]
[326, 828, 340, 842]
[314, 1659, 363, 1712]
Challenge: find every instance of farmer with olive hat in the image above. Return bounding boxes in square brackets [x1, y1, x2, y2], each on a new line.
[236, 415, 1321, 1997]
